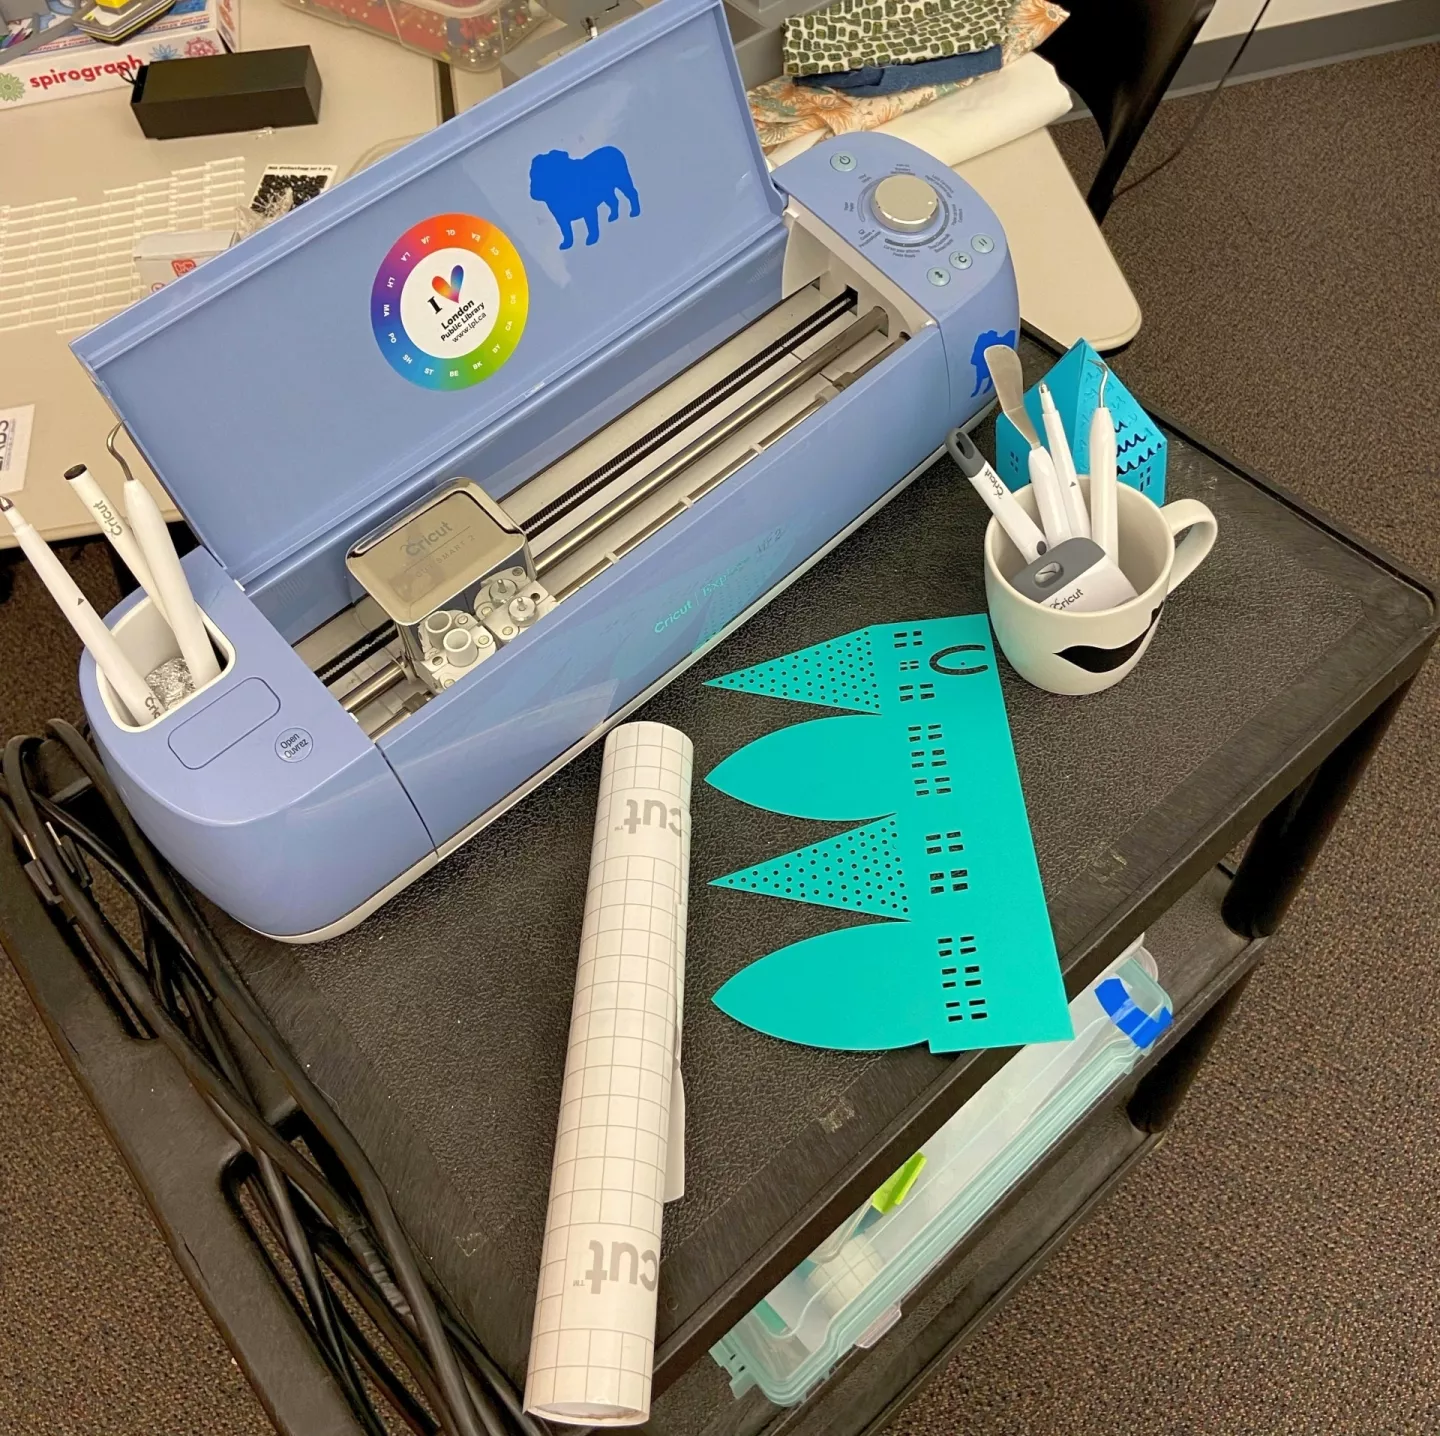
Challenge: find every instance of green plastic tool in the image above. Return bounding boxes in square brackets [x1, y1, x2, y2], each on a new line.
[871, 1154, 927, 1213]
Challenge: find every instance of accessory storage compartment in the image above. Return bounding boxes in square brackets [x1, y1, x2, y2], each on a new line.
[711, 946, 1172, 1406]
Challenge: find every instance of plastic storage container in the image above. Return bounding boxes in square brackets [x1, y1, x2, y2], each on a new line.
[283, 0, 548, 71]
[710, 946, 1173, 1406]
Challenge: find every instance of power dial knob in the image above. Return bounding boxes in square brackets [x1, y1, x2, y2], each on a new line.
[872, 173, 939, 233]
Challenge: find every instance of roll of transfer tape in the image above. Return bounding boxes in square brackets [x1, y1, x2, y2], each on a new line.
[524, 722, 693, 1427]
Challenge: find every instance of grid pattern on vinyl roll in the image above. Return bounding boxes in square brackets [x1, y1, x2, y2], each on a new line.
[524, 722, 693, 1425]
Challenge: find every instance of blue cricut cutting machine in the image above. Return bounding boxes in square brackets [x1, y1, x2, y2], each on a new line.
[71, 0, 1018, 940]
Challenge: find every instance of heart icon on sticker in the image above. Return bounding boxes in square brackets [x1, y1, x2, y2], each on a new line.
[431, 264, 464, 302]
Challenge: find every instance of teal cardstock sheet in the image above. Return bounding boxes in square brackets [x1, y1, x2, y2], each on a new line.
[706, 616, 1072, 1055]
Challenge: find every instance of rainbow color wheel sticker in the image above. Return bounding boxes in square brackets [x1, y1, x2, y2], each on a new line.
[370, 212, 529, 392]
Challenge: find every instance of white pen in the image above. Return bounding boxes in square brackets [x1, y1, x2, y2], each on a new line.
[1026, 442, 1071, 547]
[64, 463, 170, 627]
[122, 471, 221, 687]
[1, 496, 162, 726]
[1039, 382, 1089, 539]
[946, 428, 1048, 563]
[1089, 364, 1119, 560]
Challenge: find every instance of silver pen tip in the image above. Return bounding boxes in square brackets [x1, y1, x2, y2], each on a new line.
[1090, 357, 1110, 405]
[106, 424, 137, 485]
[0, 496, 13, 511]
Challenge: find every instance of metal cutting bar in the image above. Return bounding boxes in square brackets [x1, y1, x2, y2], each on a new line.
[316, 621, 398, 685]
[536, 307, 889, 578]
[523, 288, 859, 537]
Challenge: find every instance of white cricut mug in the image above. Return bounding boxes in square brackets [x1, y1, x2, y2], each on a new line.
[984, 478, 1218, 695]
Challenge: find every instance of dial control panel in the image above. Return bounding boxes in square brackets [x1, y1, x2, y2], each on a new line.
[782, 133, 1015, 328]
[871, 174, 940, 233]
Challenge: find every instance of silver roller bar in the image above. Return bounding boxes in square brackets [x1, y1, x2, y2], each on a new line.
[341, 662, 408, 714]
[535, 306, 889, 577]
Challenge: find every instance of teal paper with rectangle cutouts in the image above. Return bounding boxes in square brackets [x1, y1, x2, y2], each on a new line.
[706, 616, 1072, 1054]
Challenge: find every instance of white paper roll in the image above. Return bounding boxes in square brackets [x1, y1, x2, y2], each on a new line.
[525, 721, 693, 1427]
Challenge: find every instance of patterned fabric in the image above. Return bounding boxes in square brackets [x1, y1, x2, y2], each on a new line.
[795, 43, 1002, 95]
[751, 0, 1066, 153]
[784, 0, 1011, 76]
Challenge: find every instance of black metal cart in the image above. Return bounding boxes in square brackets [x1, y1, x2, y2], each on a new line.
[3, 335, 1433, 1436]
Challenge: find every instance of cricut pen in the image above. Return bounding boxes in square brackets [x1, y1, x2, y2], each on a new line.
[64, 463, 170, 626]
[1089, 365, 1119, 560]
[1039, 382, 1089, 539]
[122, 469, 221, 687]
[1, 496, 161, 725]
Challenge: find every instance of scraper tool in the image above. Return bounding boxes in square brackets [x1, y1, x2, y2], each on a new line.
[985, 344, 1070, 546]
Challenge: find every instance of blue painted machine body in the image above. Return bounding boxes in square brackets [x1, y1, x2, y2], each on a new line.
[70, 0, 1018, 938]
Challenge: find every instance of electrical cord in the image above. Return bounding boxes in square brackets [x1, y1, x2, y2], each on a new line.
[44, 723, 496, 1436]
[1110, 0, 1276, 206]
[0, 722, 546, 1436]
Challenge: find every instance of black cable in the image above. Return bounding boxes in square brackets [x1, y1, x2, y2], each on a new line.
[0, 774, 151, 1038]
[331, 1291, 441, 1436]
[30, 789, 201, 969]
[236, 1171, 412, 1436]
[1, 727, 532, 1436]
[42, 721, 499, 1436]
[243, 1165, 393, 1436]
[6, 743, 380, 1258]
[311, 1225, 546, 1436]
[7, 731, 527, 1434]
[9, 758, 473, 1436]
[307, 1225, 459, 1421]
[21, 755, 466, 1436]
[1110, 0, 1276, 206]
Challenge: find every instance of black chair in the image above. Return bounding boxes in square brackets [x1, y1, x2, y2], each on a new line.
[1039, 0, 1216, 222]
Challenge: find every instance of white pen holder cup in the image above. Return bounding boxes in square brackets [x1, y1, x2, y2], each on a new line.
[984, 478, 1217, 696]
[94, 595, 234, 732]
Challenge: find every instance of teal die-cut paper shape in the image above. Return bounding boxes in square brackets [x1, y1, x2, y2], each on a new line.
[992, 339, 1166, 502]
[711, 816, 911, 919]
[705, 617, 1072, 1056]
[705, 627, 882, 713]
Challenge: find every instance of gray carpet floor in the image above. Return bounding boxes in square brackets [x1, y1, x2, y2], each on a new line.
[2, 42, 1437, 1435]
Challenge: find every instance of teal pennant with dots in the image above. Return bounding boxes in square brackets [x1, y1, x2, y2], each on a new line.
[706, 615, 1073, 1055]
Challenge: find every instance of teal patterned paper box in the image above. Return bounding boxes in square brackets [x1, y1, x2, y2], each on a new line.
[993, 338, 1166, 502]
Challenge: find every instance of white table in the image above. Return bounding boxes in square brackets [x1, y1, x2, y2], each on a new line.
[955, 126, 1141, 352]
[0, 0, 442, 547]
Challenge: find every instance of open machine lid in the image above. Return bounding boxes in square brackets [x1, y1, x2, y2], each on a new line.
[71, 0, 783, 586]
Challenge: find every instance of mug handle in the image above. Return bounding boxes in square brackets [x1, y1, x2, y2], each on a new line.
[1159, 498, 1217, 595]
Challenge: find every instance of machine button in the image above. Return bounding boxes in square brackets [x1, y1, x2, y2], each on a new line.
[927, 267, 951, 287]
[971, 233, 995, 254]
[949, 250, 972, 270]
[275, 728, 315, 763]
[830, 151, 856, 172]
[872, 174, 939, 232]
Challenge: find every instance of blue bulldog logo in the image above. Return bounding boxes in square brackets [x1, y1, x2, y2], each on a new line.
[969, 328, 1018, 397]
[529, 145, 641, 250]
